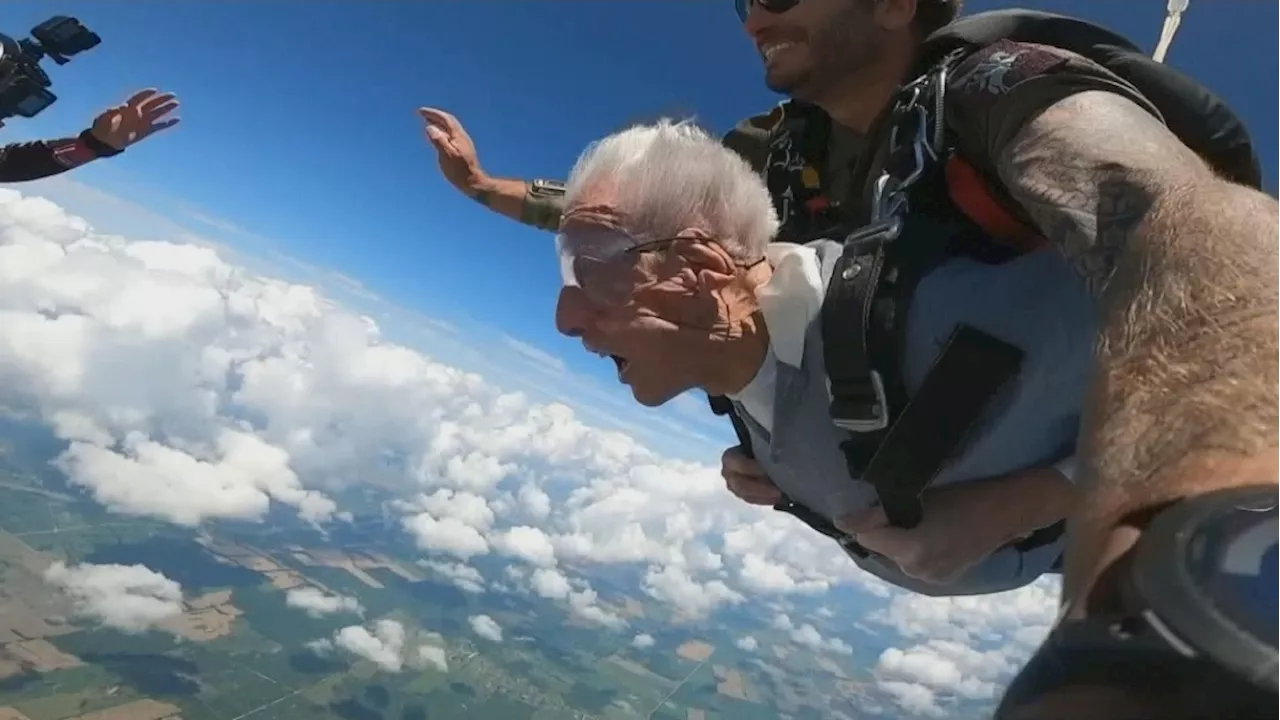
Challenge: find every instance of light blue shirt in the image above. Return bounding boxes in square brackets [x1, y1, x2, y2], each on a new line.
[731, 239, 1098, 596]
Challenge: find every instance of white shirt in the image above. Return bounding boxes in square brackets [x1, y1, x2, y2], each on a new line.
[727, 243, 825, 434]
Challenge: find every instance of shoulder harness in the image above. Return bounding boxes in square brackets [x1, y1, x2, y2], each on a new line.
[713, 51, 1066, 563]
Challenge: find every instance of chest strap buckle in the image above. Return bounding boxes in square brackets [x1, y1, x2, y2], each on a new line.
[830, 369, 890, 433]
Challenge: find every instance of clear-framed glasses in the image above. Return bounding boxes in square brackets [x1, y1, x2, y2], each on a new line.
[555, 225, 681, 307]
[556, 224, 769, 307]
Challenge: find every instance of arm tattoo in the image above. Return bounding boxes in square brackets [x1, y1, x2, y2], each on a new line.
[996, 89, 1279, 521]
[995, 91, 1179, 298]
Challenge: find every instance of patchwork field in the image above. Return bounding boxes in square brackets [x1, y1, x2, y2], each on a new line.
[675, 641, 715, 662]
[157, 589, 244, 641]
[71, 699, 180, 720]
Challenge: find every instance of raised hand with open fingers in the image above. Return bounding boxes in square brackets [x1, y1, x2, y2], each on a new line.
[417, 107, 489, 194]
[90, 88, 181, 151]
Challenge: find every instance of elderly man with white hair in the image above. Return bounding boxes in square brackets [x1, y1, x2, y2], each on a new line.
[554, 119, 1091, 597]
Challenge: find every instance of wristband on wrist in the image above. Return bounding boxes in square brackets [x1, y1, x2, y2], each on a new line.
[78, 129, 123, 157]
[522, 179, 566, 231]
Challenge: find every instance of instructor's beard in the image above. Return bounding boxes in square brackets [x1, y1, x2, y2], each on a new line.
[767, 4, 885, 105]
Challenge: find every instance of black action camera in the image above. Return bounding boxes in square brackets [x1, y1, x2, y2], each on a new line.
[0, 16, 101, 122]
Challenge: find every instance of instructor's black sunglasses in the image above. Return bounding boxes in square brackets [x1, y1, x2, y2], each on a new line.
[734, 0, 802, 22]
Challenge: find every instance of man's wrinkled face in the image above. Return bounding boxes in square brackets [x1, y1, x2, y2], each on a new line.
[741, 0, 885, 102]
[553, 207, 725, 408]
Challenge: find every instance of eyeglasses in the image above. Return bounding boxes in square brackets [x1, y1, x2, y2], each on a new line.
[556, 226, 681, 306]
[734, 0, 802, 22]
[556, 226, 766, 307]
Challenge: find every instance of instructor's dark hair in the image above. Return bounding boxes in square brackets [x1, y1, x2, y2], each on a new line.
[914, 0, 962, 36]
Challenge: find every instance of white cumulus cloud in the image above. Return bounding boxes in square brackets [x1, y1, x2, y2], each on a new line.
[333, 619, 408, 672]
[310, 618, 447, 674]
[468, 614, 503, 642]
[771, 612, 855, 656]
[530, 567, 572, 599]
[868, 578, 1060, 717]
[44, 561, 184, 633]
[417, 644, 448, 672]
[285, 587, 363, 618]
[420, 561, 486, 594]
[493, 525, 558, 568]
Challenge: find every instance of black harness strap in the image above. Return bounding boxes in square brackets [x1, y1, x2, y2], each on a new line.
[858, 324, 1024, 527]
[822, 59, 1066, 549]
[817, 61, 969, 528]
[821, 220, 900, 438]
[708, 394, 857, 550]
[708, 394, 753, 459]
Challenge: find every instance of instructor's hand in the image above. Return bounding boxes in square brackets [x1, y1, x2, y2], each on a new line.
[721, 446, 782, 506]
[835, 466, 1071, 585]
[835, 500, 987, 586]
[418, 107, 489, 195]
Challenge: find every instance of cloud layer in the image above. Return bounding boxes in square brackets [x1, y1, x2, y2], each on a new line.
[0, 189, 1059, 718]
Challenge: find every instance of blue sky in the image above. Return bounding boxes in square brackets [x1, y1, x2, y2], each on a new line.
[3, 0, 1276, 457]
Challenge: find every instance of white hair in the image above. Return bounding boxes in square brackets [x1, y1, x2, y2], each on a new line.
[563, 119, 780, 262]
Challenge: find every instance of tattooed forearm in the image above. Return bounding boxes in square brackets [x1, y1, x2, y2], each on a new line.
[996, 90, 1279, 517]
[996, 92, 1189, 298]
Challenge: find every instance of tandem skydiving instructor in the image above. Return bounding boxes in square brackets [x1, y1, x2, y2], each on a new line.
[996, 474, 1277, 718]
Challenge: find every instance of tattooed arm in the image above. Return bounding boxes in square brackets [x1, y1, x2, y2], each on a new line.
[996, 90, 1280, 602]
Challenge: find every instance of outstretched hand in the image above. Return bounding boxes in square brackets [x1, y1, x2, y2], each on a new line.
[90, 88, 180, 150]
[417, 107, 488, 194]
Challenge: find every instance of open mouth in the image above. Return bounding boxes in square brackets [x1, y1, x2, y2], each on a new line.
[611, 354, 631, 381]
[585, 343, 631, 382]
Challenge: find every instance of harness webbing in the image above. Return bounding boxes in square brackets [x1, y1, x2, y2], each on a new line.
[711, 55, 1066, 562]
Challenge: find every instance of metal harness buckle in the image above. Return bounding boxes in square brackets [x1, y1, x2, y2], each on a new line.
[831, 369, 890, 433]
[832, 63, 951, 437]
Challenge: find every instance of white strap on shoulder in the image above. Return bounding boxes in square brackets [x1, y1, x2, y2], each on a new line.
[1153, 0, 1190, 63]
